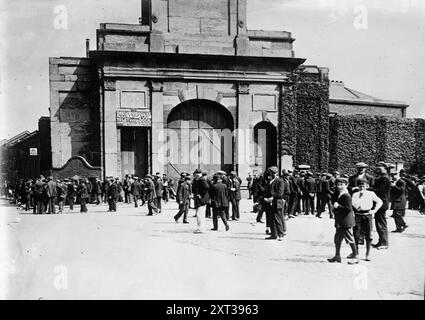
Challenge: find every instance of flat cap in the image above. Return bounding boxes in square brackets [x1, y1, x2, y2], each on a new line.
[217, 170, 227, 175]
[355, 162, 368, 168]
[145, 174, 153, 179]
[268, 166, 279, 174]
[193, 168, 202, 174]
[281, 169, 290, 176]
[335, 177, 349, 184]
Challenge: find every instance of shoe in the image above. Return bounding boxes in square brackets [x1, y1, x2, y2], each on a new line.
[183, 221, 189, 224]
[365, 256, 371, 262]
[277, 236, 284, 241]
[391, 229, 402, 233]
[211, 228, 218, 231]
[265, 236, 277, 240]
[372, 243, 381, 248]
[348, 258, 359, 265]
[174, 217, 178, 223]
[225, 225, 230, 231]
[265, 229, 271, 235]
[327, 256, 341, 263]
[376, 245, 388, 250]
[402, 225, 408, 231]
[256, 220, 264, 223]
[346, 253, 357, 259]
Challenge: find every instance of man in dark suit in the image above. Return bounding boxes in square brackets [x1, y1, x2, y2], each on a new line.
[46, 176, 57, 214]
[131, 177, 142, 208]
[264, 166, 285, 241]
[348, 162, 375, 194]
[390, 170, 408, 232]
[174, 176, 191, 223]
[192, 169, 210, 232]
[281, 169, 292, 219]
[316, 173, 334, 219]
[78, 180, 90, 213]
[304, 172, 316, 215]
[210, 173, 230, 231]
[229, 171, 241, 221]
[372, 166, 391, 249]
[154, 173, 163, 213]
[145, 175, 159, 216]
[107, 178, 119, 212]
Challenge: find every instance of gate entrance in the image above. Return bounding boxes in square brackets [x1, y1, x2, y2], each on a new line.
[166, 99, 234, 178]
[120, 127, 149, 178]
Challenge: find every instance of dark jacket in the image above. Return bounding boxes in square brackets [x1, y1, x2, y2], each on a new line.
[78, 183, 89, 199]
[304, 177, 317, 194]
[144, 179, 156, 201]
[320, 179, 333, 200]
[390, 178, 407, 210]
[270, 177, 285, 210]
[178, 181, 191, 203]
[192, 177, 210, 207]
[210, 181, 229, 208]
[348, 173, 375, 193]
[107, 183, 119, 200]
[373, 174, 391, 208]
[131, 180, 142, 196]
[154, 178, 163, 198]
[332, 192, 355, 228]
[229, 177, 241, 201]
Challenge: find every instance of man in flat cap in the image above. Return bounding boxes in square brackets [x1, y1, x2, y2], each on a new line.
[144, 175, 159, 215]
[390, 170, 408, 232]
[131, 177, 142, 208]
[229, 171, 241, 221]
[192, 169, 210, 232]
[264, 166, 286, 241]
[210, 173, 230, 231]
[349, 162, 374, 195]
[174, 175, 191, 224]
[304, 171, 317, 215]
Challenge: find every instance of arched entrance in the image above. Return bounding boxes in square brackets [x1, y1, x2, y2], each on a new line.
[253, 121, 277, 172]
[167, 99, 234, 178]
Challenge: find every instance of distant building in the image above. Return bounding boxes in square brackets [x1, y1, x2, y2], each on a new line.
[329, 81, 408, 118]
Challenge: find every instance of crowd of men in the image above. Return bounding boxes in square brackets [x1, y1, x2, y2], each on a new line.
[3, 161, 425, 263]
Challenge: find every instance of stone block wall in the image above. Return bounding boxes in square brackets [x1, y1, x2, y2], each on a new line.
[49, 58, 100, 169]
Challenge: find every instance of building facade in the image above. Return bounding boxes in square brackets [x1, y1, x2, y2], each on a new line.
[46, 0, 424, 182]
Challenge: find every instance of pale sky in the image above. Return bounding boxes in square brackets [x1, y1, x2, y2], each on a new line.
[1, 0, 425, 140]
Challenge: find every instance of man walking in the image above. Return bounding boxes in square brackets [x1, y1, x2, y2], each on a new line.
[107, 178, 119, 212]
[145, 175, 159, 216]
[46, 176, 57, 214]
[174, 175, 191, 224]
[229, 171, 241, 221]
[131, 177, 142, 208]
[154, 173, 163, 213]
[192, 169, 210, 233]
[304, 171, 316, 215]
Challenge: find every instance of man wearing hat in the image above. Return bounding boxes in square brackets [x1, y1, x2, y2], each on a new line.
[348, 162, 375, 194]
[174, 175, 191, 224]
[131, 177, 142, 208]
[390, 170, 408, 232]
[281, 169, 292, 219]
[107, 178, 119, 212]
[209, 173, 230, 231]
[264, 166, 285, 241]
[145, 175, 159, 215]
[192, 169, 210, 232]
[304, 171, 317, 215]
[46, 176, 58, 214]
[372, 166, 392, 249]
[351, 179, 383, 261]
[418, 178, 425, 215]
[316, 173, 334, 219]
[56, 179, 68, 214]
[78, 180, 90, 213]
[328, 177, 358, 264]
[154, 173, 163, 213]
[229, 171, 241, 221]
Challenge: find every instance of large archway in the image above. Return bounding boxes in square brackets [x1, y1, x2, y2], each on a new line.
[166, 99, 234, 178]
[253, 121, 277, 173]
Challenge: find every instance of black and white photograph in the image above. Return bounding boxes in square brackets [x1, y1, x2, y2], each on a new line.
[1, 0, 424, 305]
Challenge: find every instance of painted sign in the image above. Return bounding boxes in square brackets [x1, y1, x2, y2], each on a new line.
[116, 110, 152, 127]
[29, 148, 38, 156]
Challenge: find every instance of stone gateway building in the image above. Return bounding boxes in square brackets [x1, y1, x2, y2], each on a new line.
[47, 0, 425, 182]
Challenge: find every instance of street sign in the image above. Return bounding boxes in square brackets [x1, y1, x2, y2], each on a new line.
[29, 148, 38, 156]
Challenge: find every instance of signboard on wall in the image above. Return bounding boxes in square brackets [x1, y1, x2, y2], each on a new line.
[29, 148, 38, 156]
[116, 110, 152, 127]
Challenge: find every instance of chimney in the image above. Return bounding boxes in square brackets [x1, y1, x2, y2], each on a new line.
[85, 39, 90, 58]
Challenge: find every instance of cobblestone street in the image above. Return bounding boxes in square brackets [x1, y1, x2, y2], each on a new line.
[1, 199, 424, 300]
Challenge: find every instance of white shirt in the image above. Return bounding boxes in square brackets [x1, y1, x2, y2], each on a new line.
[351, 190, 383, 214]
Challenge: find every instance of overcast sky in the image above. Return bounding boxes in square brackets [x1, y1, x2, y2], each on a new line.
[1, 0, 425, 140]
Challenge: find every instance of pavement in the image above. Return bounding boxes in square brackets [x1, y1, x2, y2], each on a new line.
[1, 197, 424, 300]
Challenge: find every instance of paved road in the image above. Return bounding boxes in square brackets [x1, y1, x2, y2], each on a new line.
[1, 198, 424, 300]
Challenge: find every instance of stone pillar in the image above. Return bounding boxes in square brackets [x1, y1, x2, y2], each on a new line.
[151, 81, 165, 174]
[237, 83, 250, 185]
[103, 79, 119, 178]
